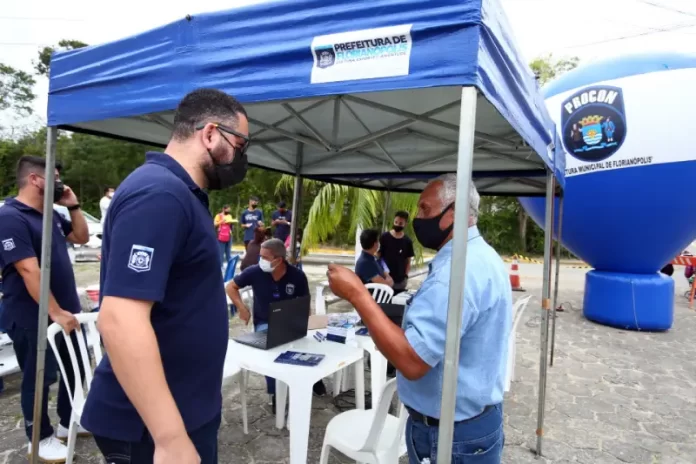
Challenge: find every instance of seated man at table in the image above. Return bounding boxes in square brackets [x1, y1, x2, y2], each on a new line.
[355, 229, 394, 287]
[226, 239, 326, 412]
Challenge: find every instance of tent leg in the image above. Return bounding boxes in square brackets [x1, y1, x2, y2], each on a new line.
[381, 191, 392, 232]
[289, 143, 303, 264]
[550, 193, 564, 367]
[30, 127, 58, 463]
[535, 172, 555, 457]
[436, 86, 478, 464]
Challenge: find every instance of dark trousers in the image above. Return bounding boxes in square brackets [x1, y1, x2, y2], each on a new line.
[94, 413, 221, 464]
[406, 404, 504, 464]
[218, 240, 231, 265]
[7, 325, 86, 440]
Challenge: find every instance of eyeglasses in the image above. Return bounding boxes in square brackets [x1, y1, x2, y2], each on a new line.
[196, 122, 250, 154]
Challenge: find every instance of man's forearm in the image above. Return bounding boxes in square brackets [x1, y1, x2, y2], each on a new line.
[20, 267, 63, 316]
[69, 209, 90, 244]
[349, 291, 423, 378]
[99, 304, 187, 445]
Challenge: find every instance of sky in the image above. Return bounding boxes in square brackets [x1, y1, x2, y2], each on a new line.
[1, 0, 695, 131]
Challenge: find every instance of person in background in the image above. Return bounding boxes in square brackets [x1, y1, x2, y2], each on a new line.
[271, 201, 292, 243]
[214, 205, 236, 265]
[327, 175, 510, 464]
[379, 211, 415, 295]
[240, 226, 266, 271]
[355, 229, 394, 287]
[0, 155, 90, 461]
[285, 227, 303, 266]
[240, 196, 264, 248]
[81, 88, 249, 464]
[100, 186, 115, 225]
[226, 239, 325, 413]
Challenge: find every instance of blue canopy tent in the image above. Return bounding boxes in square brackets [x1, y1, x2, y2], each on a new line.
[32, 0, 566, 462]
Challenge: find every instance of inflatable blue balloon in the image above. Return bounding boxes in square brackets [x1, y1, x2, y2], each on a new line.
[520, 52, 696, 331]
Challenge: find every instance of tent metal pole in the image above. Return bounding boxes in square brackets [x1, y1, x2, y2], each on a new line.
[436, 86, 477, 464]
[381, 190, 392, 232]
[535, 171, 555, 457]
[550, 191, 564, 367]
[30, 126, 58, 462]
[289, 143, 303, 264]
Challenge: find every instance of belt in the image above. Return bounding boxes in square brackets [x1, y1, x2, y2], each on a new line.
[406, 405, 494, 427]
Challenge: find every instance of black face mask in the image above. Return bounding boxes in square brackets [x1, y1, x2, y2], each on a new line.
[392, 225, 404, 233]
[204, 148, 248, 191]
[250, 203, 258, 209]
[412, 203, 454, 250]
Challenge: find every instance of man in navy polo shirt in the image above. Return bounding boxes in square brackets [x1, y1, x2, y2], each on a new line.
[355, 229, 394, 287]
[0, 155, 90, 461]
[82, 89, 249, 464]
[226, 239, 326, 409]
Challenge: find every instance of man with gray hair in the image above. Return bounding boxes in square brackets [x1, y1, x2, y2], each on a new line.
[327, 174, 511, 464]
[227, 238, 326, 410]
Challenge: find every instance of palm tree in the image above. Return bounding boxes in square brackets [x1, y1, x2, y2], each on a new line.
[275, 175, 424, 264]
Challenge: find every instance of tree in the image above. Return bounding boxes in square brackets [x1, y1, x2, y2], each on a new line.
[0, 64, 36, 116]
[530, 54, 580, 86]
[35, 39, 89, 77]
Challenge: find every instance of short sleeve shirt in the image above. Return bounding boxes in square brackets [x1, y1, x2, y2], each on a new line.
[271, 210, 292, 242]
[379, 232, 414, 283]
[81, 152, 229, 442]
[240, 208, 264, 242]
[355, 251, 384, 284]
[0, 198, 79, 330]
[233, 263, 309, 325]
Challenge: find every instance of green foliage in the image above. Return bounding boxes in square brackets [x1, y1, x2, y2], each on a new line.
[35, 40, 89, 77]
[0, 64, 36, 116]
[529, 54, 581, 86]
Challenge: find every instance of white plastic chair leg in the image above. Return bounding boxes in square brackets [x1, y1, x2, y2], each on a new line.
[276, 381, 289, 429]
[240, 369, 249, 434]
[319, 444, 331, 464]
[66, 418, 79, 464]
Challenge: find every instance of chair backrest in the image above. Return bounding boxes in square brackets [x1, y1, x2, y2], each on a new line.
[46, 313, 102, 410]
[224, 254, 241, 282]
[511, 295, 533, 333]
[359, 378, 407, 453]
[365, 283, 394, 304]
[240, 287, 254, 309]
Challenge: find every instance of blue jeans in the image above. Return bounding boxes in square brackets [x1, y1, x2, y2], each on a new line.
[218, 240, 231, 265]
[254, 322, 275, 395]
[406, 404, 504, 464]
[93, 412, 221, 464]
[6, 325, 85, 440]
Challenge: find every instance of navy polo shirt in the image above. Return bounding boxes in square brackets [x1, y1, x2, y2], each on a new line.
[233, 263, 309, 325]
[81, 152, 229, 442]
[240, 208, 264, 242]
[0, 198, 80, 330]
[355, 250, 385, 284]
[271, 209, 292, 242]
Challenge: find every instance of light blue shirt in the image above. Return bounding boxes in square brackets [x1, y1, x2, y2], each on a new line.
[397, 226, 512, 421]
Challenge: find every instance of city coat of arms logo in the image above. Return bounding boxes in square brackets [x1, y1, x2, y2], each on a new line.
[561, 85, 627, 163]
[314, 46, 336, 69]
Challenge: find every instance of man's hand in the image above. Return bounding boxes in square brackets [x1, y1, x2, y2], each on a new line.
[56, 185, 79, 207]
[154, 434, 200, 464]
[327, 264, 369, 304]
[50, 309, 80, 334]
[238, 306, 251, 325]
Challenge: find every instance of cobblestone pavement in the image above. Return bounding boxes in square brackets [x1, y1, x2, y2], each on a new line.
[0, 263, 695, 463]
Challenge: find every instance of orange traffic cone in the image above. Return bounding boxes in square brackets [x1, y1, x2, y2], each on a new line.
[510, 259, 525, 292]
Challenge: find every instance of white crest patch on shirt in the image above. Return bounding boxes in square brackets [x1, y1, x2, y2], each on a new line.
[128, 245, 154, 273]
[286, 283, 295, 295]
[2, 238, 15, 251]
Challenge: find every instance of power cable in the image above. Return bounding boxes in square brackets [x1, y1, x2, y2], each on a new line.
[634, 0, 696, 18]
[556, 21, 696, 51]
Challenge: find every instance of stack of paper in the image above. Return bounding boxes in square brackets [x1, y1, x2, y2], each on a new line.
[326, 314, 358, 344]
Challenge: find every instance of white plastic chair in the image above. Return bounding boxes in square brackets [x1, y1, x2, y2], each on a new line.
[333, 283, 394, 396]
[315, 280, 329, 315]
[365, 283, 394, 304]
[47, 313, 102, 464]
[505, 295, 532, 392]
[320, 378, 407, 464]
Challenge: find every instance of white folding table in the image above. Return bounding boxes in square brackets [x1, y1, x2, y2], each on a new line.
[227, 335, 365, 464]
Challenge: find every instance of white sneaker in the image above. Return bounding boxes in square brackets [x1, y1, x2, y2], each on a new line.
[56, 423, 91, 441]
[27, 436, 68, 463]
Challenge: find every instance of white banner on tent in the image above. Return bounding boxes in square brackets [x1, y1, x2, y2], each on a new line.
[545, 68, 696, 177]
[310, 24, 413, 84]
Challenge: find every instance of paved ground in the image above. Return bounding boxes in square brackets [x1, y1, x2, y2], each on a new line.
[1, 262, 695, 463]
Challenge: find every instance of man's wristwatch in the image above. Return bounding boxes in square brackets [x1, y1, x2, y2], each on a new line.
[67, 204, 81, 211]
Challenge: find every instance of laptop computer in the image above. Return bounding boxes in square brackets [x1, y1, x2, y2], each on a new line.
[233, 295, 311, 350]
[378, 302, 406, 327]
